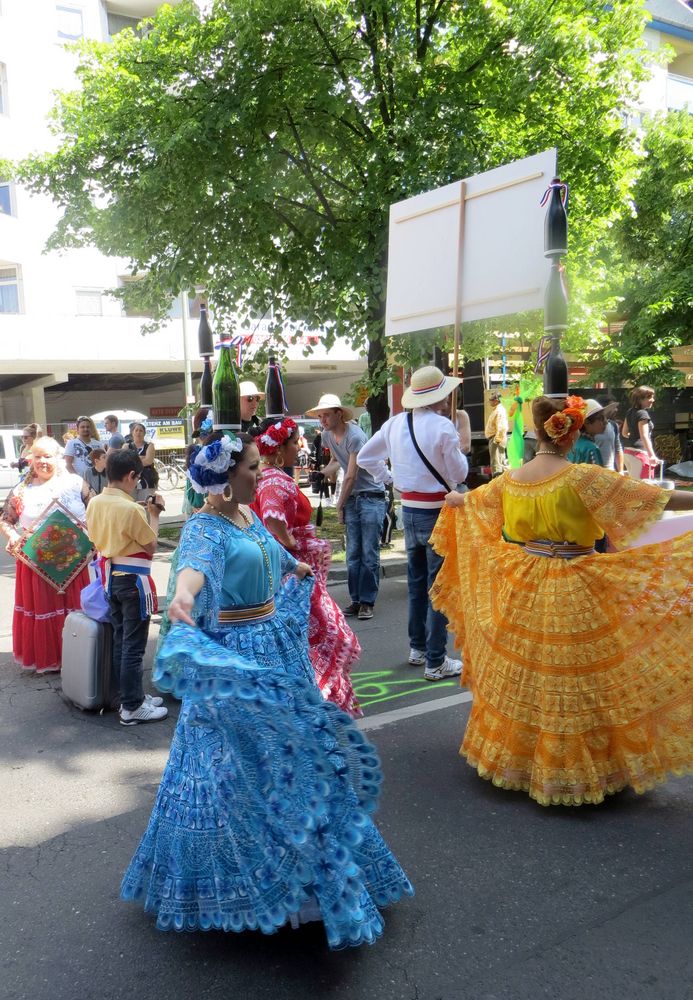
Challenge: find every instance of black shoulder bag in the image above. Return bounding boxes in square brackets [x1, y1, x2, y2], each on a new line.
[406, 412, 450, 490]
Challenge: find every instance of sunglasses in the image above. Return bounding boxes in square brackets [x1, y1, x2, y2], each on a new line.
[245, 396, 261, 402]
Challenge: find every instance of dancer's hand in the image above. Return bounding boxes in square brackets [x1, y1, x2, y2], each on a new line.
[294, 562, 313, 580]
[445, 490, 467, 508]
[168, 589, 196, 626]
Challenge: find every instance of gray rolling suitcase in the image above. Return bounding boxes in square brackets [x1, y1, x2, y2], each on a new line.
[61, 611, 117, 711]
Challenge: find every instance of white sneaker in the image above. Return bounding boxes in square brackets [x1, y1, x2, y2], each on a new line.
[424, 656, 463, 682]
[408, 648, 426, 666]
[144, 693, 164, 708]
[120, 701, 168, 726]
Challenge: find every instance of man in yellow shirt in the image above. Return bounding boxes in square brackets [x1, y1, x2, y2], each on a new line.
[485, 391, 509, 476]
[86, 449, 168, 726]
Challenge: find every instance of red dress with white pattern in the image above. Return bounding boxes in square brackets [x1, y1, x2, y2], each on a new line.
[252, 466, 361, 717]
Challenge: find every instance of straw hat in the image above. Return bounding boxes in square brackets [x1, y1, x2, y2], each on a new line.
[583, 399, 605, 420]
[401, 366, 461, 409]
[305, 393, 354, 422]
[239, 380, 265, 399]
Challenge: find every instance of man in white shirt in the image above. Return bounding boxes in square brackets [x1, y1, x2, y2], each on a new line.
[357, 366, 468, 682]
[485, 391, 509, 476]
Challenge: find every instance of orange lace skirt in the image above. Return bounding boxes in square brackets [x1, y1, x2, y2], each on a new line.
[430, 510, 693, 806]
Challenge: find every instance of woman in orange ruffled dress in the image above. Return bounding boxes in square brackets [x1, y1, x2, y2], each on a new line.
[431, 395, 693, 806]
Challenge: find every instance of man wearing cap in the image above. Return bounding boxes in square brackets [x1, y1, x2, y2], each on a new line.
[485, 391, 509, 476]
[357, 366, 468, 682]
[240, 381, 265, 432]
[305, 393, 386, 621]
[567, 399, 606, 466]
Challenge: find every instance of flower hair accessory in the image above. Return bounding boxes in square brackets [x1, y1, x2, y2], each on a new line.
[544, 395, 588, 446]
[257, 418, 298, 456]
[188, 435, 243, 494]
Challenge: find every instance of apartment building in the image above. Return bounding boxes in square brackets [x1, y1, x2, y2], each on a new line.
[0, 0, 365, 428]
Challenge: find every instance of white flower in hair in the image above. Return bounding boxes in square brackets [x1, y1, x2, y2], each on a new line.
[194, 435, 243, 474]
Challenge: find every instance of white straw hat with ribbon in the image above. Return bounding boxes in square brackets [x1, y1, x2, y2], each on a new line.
[305, 393, 355, 422]
[401, 366, 461, 409]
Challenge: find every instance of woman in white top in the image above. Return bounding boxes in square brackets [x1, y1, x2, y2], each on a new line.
[0, 437, 93, 673]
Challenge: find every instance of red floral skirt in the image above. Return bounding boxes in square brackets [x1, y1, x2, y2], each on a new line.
[294, 525, 362, 717]
[12, 560, 91, 672]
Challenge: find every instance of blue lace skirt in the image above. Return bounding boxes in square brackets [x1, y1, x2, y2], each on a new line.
[121, 578, 413, 949]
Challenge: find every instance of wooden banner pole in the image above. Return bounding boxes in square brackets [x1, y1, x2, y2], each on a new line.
[451, 180, 466, 420]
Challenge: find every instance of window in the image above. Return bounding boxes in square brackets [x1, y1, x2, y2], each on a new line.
[0, 63, 7, 116]
[56, 5, 83, 41]
[667, 74, 693, 113]
[107, 12, 141, 38]
[0, 182, 14, 216]
[75, 288, 103, 316]
[0, 265, 20, 313]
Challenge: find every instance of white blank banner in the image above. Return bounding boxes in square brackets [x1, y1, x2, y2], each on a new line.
[385, 149, 557, 337]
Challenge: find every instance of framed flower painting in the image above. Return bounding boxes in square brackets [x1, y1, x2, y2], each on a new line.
[16, 499, 94, 593]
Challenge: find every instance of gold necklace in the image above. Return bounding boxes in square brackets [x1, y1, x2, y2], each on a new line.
[210, 505, 274, 595]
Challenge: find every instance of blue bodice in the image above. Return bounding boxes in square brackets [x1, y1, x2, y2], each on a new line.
[177, 510, 297, 618]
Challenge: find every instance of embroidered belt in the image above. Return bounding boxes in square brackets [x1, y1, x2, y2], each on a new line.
[523, 539, 595, 559]
[218, 599, 275, 624]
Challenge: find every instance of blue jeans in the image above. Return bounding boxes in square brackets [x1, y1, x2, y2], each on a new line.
[403, 507, 448, 670]
[109, 574, 151, 710]
[343, 494, 386, 606]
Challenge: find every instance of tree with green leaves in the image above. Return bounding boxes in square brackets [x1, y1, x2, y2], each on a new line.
[17, 0, 650, 427]
[591, 111, 693, 389]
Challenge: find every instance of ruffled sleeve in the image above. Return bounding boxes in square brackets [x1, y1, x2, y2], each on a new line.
[571, 465, 669, 548]
[177, 514, 226, 595]
[255, 470, 296, 527]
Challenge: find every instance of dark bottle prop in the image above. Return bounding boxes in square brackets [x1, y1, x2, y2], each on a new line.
[198, 358, 213, 409]
[543, 178, 568, 258]
[197, 304, 214, 358]
[213, 339, 241, 433]
[542, 176, 569, 398]
[265, 355, 288, 419]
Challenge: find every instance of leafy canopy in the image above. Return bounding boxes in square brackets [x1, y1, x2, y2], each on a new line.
[592, 111, 693, 389]
[17, 0, 650, 409]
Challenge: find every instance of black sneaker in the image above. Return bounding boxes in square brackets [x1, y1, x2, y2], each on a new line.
[343, 602, 360, 617]
[358, 604, 374, 620]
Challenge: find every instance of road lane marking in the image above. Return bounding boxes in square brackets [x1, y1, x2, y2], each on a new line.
[358, 691, 472, 731]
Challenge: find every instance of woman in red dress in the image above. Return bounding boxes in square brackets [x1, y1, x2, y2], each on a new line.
[251, 417, 362, 716]
[0, 436, 93, 672]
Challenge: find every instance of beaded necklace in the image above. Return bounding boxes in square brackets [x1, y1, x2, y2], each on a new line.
[208, 504, 275, 596]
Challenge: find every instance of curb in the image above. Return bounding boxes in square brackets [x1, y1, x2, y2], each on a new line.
[328, 557, 408, 584]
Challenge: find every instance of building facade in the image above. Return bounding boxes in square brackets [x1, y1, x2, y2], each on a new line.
[0, 0, 365, 429]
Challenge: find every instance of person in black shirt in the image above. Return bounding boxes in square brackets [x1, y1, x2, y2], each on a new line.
[622, 385, 658, 479]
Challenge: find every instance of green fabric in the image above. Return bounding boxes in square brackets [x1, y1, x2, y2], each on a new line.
[505, 396, 524, 469]
[567, 433, 604, 466]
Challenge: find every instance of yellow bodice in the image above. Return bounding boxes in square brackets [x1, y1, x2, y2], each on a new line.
[499, 464, 670, 548]
[502, 467, 604, 545]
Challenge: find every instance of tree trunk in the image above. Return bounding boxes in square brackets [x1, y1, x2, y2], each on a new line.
[366, 297, 390, 433]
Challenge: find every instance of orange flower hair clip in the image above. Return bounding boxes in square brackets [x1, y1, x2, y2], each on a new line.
[544, 396, 587, 445]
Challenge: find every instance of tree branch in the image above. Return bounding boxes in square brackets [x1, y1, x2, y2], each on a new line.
[417, 0, 450, 61]
[310, 14, 375, 141]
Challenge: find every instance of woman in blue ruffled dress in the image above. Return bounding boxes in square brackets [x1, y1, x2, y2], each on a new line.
[121, 432, 413, 948]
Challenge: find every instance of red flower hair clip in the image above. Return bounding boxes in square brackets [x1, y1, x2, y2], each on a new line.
[257, 418, 298, 456]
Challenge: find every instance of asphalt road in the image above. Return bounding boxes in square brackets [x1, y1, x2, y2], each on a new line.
[1, 575, 692, 1000]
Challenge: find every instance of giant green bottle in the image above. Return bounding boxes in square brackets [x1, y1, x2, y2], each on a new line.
[212, 338, 241, 434]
